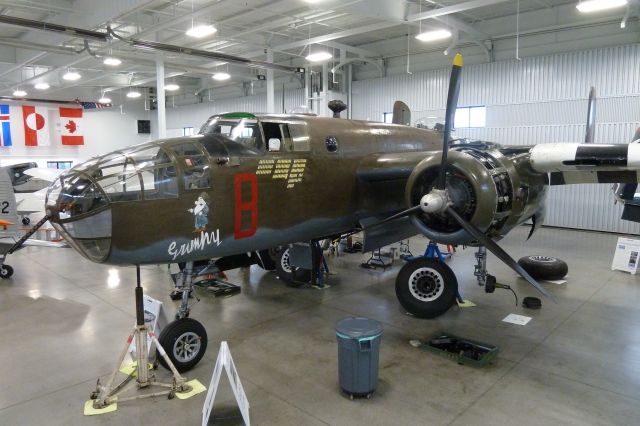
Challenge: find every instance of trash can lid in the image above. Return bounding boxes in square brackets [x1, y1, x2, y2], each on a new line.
[336, 317, 383, 339]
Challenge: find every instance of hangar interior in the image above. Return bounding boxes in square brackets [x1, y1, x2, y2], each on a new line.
[1, 0, 640, 425]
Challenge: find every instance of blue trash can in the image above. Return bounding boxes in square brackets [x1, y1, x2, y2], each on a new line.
[335, 317, 383, 399]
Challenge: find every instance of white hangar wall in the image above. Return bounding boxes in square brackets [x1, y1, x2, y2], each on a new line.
[165, 89, 306, 132]
[351, 44, 640, 235]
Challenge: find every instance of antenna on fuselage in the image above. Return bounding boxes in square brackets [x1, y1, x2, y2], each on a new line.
[328, 100, 347, 118]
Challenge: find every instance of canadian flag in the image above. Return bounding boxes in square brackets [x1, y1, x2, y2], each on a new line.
[58, 107, 84, 145]
[22, 105, 50, 146]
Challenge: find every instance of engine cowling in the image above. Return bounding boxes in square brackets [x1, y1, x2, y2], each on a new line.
[405, 146, 546, 244]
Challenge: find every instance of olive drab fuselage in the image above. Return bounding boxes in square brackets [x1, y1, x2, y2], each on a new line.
[45, 113, 548, 265]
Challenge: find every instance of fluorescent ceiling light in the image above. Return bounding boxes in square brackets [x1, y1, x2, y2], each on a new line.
[164, 83, 180, 91]
[34, 82, 50, 90]
[63, 71, 81, 81]
[126, 90, 142, 98]
[212, 72, 230, 81]
[576, 0, 627, 13]
[13, 89, 27, 97]
[415, 29, 452, 42]
[98, 96, 112, 104]
[303, 0, 324, 3]
[103, 57, 122, 66]
[186, 24, 217, 38]
[305, 51, 333, 62]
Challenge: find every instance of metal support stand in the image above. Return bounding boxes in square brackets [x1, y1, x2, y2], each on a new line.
[90, 265, 192, 409]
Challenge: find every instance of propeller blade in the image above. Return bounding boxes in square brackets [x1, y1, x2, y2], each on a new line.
[585, 86, 596, 143]
[445, 206, 554, 300]
[436, 53, 463, 190]
[361, 205, 422, 232]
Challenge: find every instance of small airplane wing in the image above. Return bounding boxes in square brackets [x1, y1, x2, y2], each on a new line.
[15, 187, 48, 214]
[23, 167, 63, 183]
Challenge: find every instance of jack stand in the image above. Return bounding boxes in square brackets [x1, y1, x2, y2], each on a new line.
[402, 241, 452, 263]
[90, 265, 192, 409]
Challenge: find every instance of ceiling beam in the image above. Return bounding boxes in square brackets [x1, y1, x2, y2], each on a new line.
[406, 0, 510, 22]
[239, 0, 507, 58]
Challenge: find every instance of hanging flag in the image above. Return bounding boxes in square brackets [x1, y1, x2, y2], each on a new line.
[0, 104, 11, 147]
[58, 107, 84, 145]
[80, 101, 111, 110]
[22, 105, 50, 146]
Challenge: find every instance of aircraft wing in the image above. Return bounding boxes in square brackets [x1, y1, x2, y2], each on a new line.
[15, 187, 48, 214]
[529, 143, 640, 184]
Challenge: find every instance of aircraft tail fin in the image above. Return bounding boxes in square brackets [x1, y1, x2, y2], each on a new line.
[0, 168, 20, 234]
[392, 101, 411, 126]
[584, 87, 596, 143]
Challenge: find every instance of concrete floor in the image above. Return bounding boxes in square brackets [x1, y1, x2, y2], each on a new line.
[1, 226, 639, 425]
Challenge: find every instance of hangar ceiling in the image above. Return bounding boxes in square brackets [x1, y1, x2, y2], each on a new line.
[0, 0, 635, 102]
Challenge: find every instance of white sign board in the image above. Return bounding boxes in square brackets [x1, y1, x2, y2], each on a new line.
[611, 237, 640, 274]
[202, 341, 250, 426]
[128, 295, 168, 357]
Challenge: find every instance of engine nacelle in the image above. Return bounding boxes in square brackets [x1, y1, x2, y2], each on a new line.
[405, 146, 547, 245]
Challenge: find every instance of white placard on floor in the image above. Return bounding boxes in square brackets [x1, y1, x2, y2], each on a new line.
[611, 237, 640, 275]
[502, 313, 532, 326]
[202, 341, 250, 426]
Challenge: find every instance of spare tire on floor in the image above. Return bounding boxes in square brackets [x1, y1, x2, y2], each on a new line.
[517, 255, 568, 281]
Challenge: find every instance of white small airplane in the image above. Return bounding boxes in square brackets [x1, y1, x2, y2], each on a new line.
[1, 167, 67, 278]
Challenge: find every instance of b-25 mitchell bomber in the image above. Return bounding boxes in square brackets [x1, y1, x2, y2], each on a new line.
[3, 54, 640, 371]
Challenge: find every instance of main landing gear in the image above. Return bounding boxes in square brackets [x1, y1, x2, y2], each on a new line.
[395, 243, 497, 318]
[164, 260, 208, 372]
[396, 257, 458, 318]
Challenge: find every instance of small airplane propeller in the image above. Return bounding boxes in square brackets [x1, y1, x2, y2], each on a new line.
[363, 53, 553, 300]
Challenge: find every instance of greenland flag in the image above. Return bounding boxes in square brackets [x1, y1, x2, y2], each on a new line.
[22, 105, 50, 146]
[58, 107, 84, 145]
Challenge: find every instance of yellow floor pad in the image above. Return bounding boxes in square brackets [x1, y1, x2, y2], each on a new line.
[176, 379, 207, 400]
[83, 398, 117, 416]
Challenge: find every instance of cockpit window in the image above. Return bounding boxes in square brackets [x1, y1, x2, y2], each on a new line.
[199, 117, 264, 151]
[262, 122, 293, 152]
[169, 142, 210, 190]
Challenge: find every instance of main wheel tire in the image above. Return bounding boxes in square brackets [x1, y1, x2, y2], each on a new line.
[395, 258, 458, 318]
[275, 247, 311, 287]
[517, 255, 568, 281]
[21, 217, 30, 225]
[157, 318, 207, 372]
[0, 264, 13, 279]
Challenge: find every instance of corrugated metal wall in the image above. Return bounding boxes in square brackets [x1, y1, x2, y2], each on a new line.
[166, 88, 306, 130]
[352, 44, 640, 235]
